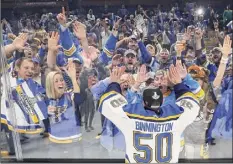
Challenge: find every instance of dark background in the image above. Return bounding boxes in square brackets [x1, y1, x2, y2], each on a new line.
[1, 0, 232, 21]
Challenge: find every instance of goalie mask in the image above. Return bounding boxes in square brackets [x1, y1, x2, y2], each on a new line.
[143, 87, 163, 110]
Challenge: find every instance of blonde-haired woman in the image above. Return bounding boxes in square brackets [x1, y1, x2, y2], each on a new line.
[46, 71, 65, 100]
[45, 61, 83, 143]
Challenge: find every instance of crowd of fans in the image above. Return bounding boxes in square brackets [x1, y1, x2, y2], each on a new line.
[0, 1, 232, 160]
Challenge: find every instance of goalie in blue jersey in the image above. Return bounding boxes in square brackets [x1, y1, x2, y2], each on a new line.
[98, 65, 200, 163]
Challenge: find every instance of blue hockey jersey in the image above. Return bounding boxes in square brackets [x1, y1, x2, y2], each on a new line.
[48, 92, 82, 143]
[58, 25, 83, 63]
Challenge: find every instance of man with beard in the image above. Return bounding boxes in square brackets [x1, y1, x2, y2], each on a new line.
[156, 48, 174, 70]
[210, 47, 223, 68]
[123, 49, 138, 74]
[147, 47, 174, 72]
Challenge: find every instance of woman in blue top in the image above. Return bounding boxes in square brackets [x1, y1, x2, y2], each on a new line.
[45, 61, 83, 143]
[44, 31, 84, 143]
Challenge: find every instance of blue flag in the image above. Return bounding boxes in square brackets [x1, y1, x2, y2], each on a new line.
[10, 78, 48, 133]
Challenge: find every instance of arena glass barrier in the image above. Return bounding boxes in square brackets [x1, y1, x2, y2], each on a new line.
[0, 29, 232, 164]
[0, 40, 23, 160]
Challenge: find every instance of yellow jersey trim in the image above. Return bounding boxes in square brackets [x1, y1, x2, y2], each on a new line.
[180, 139, 185, 147]
[125, 158, 130, 163]
[103, 47, 113, 57]
[17, 128, 43, 134]
[1, 118, 43, 134]
[1, 151, 9, 156]
[63, 44, 77, 56]
[1, 118, 14, 131]
[49, 137, 73, 144]
[98, 91, 118, 108]
[195, 89, 205, 101]
[49, 136, 82, 144]
[163, 90, 172, 97]
[177, 92, 199, 102]
[125, 112, 181, 121]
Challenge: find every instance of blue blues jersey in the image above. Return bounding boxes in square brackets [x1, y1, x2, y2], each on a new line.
[48, 92, 82, 143]
[58, 25, 83, 63]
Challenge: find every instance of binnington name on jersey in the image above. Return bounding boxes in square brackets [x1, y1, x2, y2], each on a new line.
[135, 121, 174, 133]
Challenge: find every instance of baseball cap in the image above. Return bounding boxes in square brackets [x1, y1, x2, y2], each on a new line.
[130, 35, 137, 40]
[71, 57, 83, 64]
[86, 68, 98, 77]
[159, 48, 169, 54]
[124, 49, 137, 57]
[211, 47, 222, 54]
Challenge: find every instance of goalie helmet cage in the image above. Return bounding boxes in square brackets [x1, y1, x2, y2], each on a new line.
[0, 29, 23, 160]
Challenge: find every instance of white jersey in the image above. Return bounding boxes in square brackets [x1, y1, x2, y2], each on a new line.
[99, 91, 200, 163]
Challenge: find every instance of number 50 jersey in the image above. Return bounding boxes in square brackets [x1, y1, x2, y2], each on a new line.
[98, 89, 200, 163]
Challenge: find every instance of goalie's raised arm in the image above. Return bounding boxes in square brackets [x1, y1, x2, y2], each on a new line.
[97, 66, 129, 132]
[167, 64, 200, 131]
